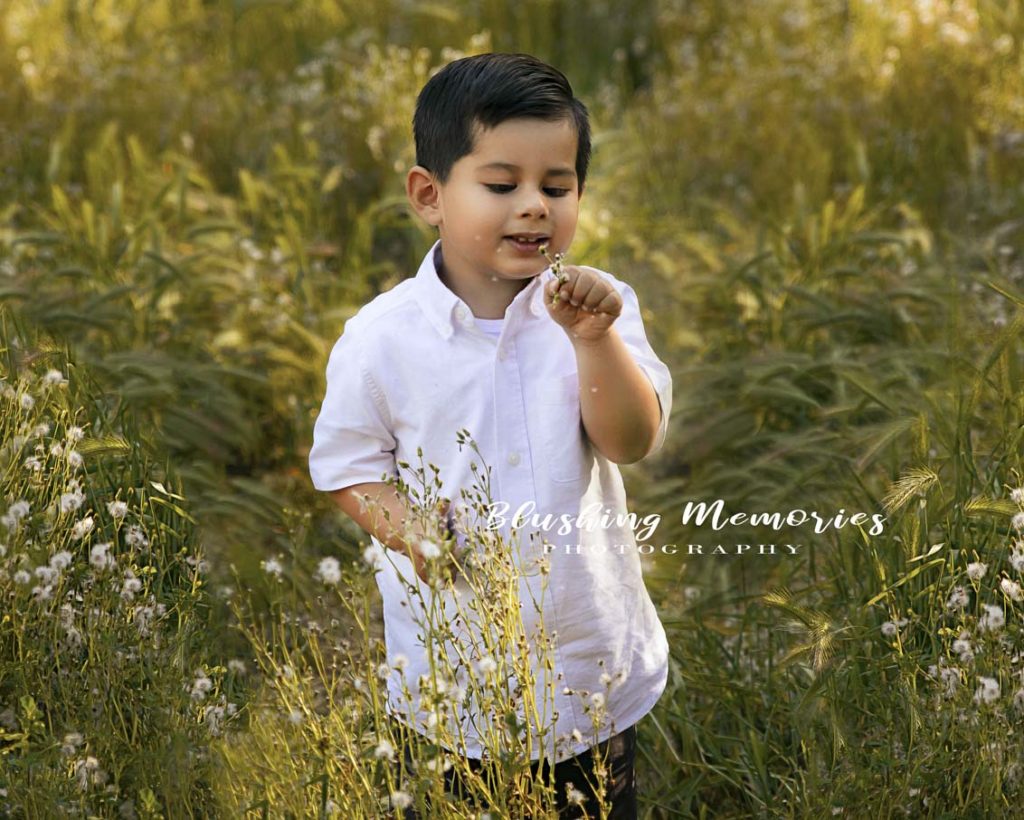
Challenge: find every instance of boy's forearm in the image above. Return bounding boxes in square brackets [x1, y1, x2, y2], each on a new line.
[330, 482, 437, 576]
[571, 328, 661, 464]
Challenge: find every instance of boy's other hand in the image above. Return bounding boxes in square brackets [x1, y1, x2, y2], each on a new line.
[544, 265, 623, 345]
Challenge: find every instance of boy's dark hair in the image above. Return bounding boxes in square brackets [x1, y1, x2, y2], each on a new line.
[413, 52, 591, 193]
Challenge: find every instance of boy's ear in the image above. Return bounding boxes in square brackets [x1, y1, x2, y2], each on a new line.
[406, 165, 443, 227]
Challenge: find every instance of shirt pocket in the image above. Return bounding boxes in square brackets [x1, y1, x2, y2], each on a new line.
[538, 372, 589, 484]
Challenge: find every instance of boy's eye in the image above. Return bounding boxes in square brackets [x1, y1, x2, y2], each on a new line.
[484, 184, 572, 197]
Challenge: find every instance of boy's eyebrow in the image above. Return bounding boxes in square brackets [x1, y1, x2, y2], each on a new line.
[477, 161, 577, 178]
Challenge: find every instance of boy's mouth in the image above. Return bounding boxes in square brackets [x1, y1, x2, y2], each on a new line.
[504, 235, 549, 253]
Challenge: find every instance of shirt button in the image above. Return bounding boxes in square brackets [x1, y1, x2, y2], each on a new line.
[454, 306, 467, 321]
[507, 452, 521, 466]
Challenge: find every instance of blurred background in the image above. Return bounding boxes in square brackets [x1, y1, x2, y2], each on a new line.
[2, 0, 1024, 816]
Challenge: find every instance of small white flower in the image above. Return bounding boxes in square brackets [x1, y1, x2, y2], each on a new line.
[952, 632, 974, 663]
[979, 603, 1005, 632]
[374, 739, 396, 761]
[34, 565, 60, 585]
[120, 573, 143, 601]
[20, 393, 34, 411]
[363, 542, 386, 570]
[1001, 577, 1023, 601]
[392, 653, 409, 672]
[32, 584, 53, 602]
[1010, 548, 1024, 573]
[288, 709, 303, 725]
[967, 562, 987, 581]
[124, 525, 149, 548]
[947, 586, 969, 610]
[261, 558, 283, 577]
[590, 692, 605, 710]
[13, 569, 30, 584]
[61, 732, 83, 756]
[60, 487, 86, 513]
[475, 656, 497, 675]
[89, 542, 115, 572]
[1013, 512, 1024, 531]
[49, 550, 73, 570]
[23, 455, 42, 472]
[73, 756, 106, 791]
[390, 790, 412, 810]
[67, 450, 83, 468]
[418, 539, 441, 560]
[190, 676, 213, 701]
[975, 676, 1000, 705]
[227, 659, 247, 675]
[316, 556, 342, 586]
[881, 621, 898, 638]
[106, 500, 128, 520]
[67, 426, 85, 442]
[1011, 487, 1024, 505]
[43, 369, 67, 386]
[565, 783, 587, 806]
[71, 516, 95, 541]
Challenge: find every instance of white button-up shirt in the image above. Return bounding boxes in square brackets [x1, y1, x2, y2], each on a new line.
[309, 239, 671, 762]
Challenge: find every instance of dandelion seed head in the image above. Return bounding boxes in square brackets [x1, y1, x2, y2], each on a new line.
[975, 676, 1000, 705]
[419, 539, 441, 560]
[1001, 577, 1023, 601]
[980, 603, 1005, 632]
[316, 556, 342, 586]
[1013, 512, 1024, 531]
[947, 586, 969, 610]
[261, 557, 284, 577]
[967, 562, 987, 581]
[1011, 487, 1024, 505]
[374, 739, 396, 760]
[363, 542, 386, 570]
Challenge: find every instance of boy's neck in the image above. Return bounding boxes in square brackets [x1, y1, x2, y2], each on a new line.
[436, 249, 533, 320]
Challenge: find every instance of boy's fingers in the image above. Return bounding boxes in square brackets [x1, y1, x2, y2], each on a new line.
[568, 272, 597, 307]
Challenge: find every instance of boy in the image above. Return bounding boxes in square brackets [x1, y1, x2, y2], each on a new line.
[308, 52, 671, 818]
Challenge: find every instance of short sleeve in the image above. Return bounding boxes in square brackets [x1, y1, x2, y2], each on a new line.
[609, 276, 673, 457]
[308, 327, 398, 491]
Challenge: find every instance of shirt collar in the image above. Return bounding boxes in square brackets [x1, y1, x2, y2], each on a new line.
[413, 240, 552, 339]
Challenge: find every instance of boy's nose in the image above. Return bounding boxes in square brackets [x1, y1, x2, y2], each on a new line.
[518, 189, 549, 218]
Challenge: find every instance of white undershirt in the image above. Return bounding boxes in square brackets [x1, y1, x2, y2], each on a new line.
[474, 317, 504, 339]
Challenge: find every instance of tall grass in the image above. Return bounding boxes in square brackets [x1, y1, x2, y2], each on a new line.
[2, 0, 1023, 816]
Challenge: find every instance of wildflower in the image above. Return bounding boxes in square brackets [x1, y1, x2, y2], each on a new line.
[376, 662, 390, 680]
[73, 756, 107, 790]
[974, 676, 1000, 705]
[67, 426, 84, 442]
[71, 516, 95, 540]
[20, 393, 34, 411]
[190, 675, 213, 701]
[23, 455, 42, 472]
[1010, 547, 1024, 573]
[967, 562, 987, 581]
[124, 525, 148, 548]
[1011, 487, 1024, 505]
[952, 631, 974, 663]
[49, 551, 73, 570]
[60, 484, 86, 513]
[43, 369, 66, 386]
[881, 621, 898, 638]
[261, 557, 283, 577]
[390, 791, 412, 810]
[228, 659, 247, 675]
[34, 565, 60, 585]
[67, 450, 82, 468]
[392, 653, 409, 672]
[31, 585, 53, 602]
[288, 709, 303, 725]
[2, 499, 30, 530]
[570, 728, 584, 744]
[374, 739, 396, 761]
[937, 666, 961, 697]
[89, 542, 115, 572]
[1001, 577, 1024, 601]
[565, 783, 587, 806]
[979, 603, 1005, 632]
[419, 539, 441, 560]
[599, 672, 613, 686]
[13, 569, 30, 584]
[363, 542, 386, 570]
[61, 732, 83, 756]
[475, 656, 497, 674]
[50, 442, 64, 457]
[107, 500, 128, 520]
[316, 556, 342, 586]
[1014, 513, 1024, 531]
[120, 571, 143, 601]
[946, 586, 969, 610]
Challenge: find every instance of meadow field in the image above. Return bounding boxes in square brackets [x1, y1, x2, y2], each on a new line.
[1, 0, 1024, 816]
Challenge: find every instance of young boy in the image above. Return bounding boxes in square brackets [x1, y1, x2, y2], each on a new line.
[308, 52, 671, 818]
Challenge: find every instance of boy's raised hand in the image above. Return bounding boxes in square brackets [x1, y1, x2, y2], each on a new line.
[544, 264, 623, 344]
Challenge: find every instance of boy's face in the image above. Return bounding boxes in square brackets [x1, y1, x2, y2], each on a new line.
[415, 116, 581, 290]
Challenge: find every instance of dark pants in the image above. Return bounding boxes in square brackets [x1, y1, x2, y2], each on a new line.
[390, 719, 638, 819]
